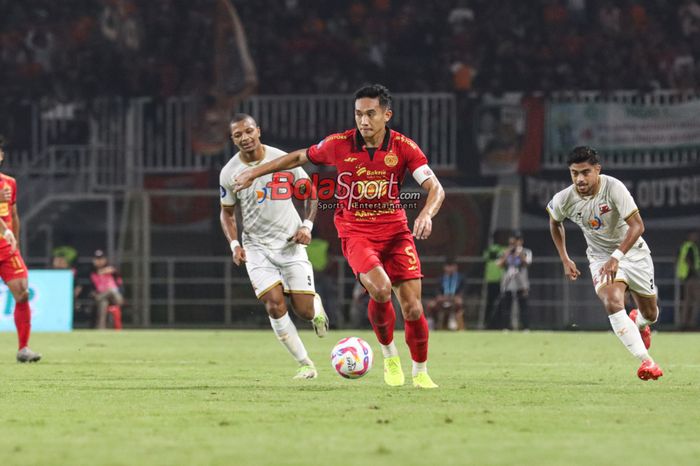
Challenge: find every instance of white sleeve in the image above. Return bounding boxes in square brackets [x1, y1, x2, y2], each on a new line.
[412, 164, 435, 185]
[523, 248, 533, 266]
[610, 179, 639, 220]
[546, 192, 566, 222]
[219, 170, 236, 206]
[293, 166, 310, 181]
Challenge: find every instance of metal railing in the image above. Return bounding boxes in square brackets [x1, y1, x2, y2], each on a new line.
[26, 254, 680, 330]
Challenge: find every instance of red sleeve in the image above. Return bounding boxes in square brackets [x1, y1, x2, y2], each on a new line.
[10, 179, 16, 206]
[400, 137, 429, 173]
[307, 135, 340, 166]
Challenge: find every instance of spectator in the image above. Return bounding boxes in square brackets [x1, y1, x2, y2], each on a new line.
[482, 234, 507, 329]
[677, 231, 700, 330]
[494, 233, 532, 330]
[426, 258, 465, 331]
[89, 249, 123, 330]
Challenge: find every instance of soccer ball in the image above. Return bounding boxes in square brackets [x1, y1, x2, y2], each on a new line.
[331, 337, 373, 379]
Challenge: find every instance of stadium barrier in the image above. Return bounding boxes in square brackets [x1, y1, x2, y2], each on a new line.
[24, 255, 679, 331]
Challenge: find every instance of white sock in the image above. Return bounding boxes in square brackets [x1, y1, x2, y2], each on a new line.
[312, 293, 323, 319]
[380, 341, 399, 358]
[635, 308, 658, 328]
[608, 310, 650, 361]
[412, 361, 427, 377]
[269, 313, 312, 365]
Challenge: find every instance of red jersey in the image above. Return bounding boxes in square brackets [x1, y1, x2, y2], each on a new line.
[0, 174, 17, 259]
[307, 128, 431, 239]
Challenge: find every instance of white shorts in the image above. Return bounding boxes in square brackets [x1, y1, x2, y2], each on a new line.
[589, 254, 656, 297]
[244, 242, 316, 299]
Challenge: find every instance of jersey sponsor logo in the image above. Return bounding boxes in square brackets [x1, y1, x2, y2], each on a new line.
[394, 134, 417, 149]
[220, 185, 227, 198]
[256, 187, 269, 203]
[588, 216, 603, 230]
[599, 203, 611, 215]
[384, 153, 398, 167]
[0, 203, 8, 216]
[356, 167, 386, 177]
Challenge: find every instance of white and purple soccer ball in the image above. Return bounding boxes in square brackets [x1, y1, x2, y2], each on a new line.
[331, 337, 373, 379]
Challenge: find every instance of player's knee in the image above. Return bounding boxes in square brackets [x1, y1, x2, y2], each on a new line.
[402, 299, 423, 321]
[368, 282, 392, 303]
[641, 306, 659, 323]
[264, 300, 287, 319]
[14, 288, 29, 303]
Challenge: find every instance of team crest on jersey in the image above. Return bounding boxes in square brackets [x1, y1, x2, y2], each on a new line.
[588, 216, 603, 230]
[220, 185, 226, 198]
[599, 203, 611, 215]
[384, 153, 398, 167]
[256, 188, 268, 203]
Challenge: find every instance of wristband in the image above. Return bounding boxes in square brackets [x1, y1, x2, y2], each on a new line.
[3, 230, 14, 241]
[230, 240, 241, 252]
[611, 249, 624, 261]
[302, 219, 314, 231]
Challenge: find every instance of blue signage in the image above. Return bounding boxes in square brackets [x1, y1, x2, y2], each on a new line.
[0, 270, 74, 332]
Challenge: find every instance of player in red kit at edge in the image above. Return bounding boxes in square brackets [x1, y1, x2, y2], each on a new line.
[0, 138, 41, 362]
[234, 84, 445, 388]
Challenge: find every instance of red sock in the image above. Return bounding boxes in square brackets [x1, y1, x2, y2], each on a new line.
[405, 313, 429, 363]
[14, 301, 31, 349]
[368, 299, 396, 345]
[108, 305, 123, 330]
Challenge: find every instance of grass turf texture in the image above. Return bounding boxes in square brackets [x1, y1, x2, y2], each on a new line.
[1, 330, 699, 466]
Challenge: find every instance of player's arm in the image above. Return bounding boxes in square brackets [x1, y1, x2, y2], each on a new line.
[220, 204, 246, 265]
[413, 176, 445, 240]
[599, 211, 645, 285]
[233, 149, 309, 192]
[290, 183, 318, 245]
[549, 217, 581, 280]
[0, 216, 17, 252]
[11, 205, 20, 251]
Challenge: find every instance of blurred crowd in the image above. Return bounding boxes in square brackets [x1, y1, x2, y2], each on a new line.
[1, 0, 700, 103]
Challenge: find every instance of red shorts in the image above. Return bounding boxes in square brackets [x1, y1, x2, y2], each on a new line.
[340, 231, 423, 283]
[0, 249, 28, 283]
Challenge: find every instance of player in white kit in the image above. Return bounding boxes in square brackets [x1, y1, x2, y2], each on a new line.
[219, 114, 329, 379]
[547, 146, 663, 381]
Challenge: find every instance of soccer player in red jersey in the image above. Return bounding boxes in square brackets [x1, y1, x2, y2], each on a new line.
[234, 84, 445, 388]
[0, 138, 41, 362]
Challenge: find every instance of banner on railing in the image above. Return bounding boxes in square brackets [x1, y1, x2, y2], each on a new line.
[522, 168, 700, 218]
[546, 101, 700, 153]
[0, 270, 74, 332]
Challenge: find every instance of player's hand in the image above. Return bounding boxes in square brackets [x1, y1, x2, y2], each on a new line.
[0, 186, 11, 202]
[232, 246, 247, 266]
[290, 226, 312, 245]
[3, 230, 16, 252]
[232, 169, 254, 193]
[562, 258, 581, 281]
[599, 257, 619, 285]
[412, 213, 432, 240]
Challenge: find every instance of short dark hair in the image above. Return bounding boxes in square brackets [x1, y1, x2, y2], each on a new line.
[354, 84, 392, 109]
[230, 113, 257, 126]
[567, 146, 600, 166]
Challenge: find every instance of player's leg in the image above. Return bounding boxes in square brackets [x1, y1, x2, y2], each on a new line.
[517, 289, 530, 330]
[2, 252, 40, 362]
[259, 285, 317, 379]
[246, 245, 315, 378]
[453, 295, 465, 330]
[95, 293, 109, 329]
[7, 277, 41, 363]
[108, 290, 124, 330]
[596, 280, 661, 380]
[393, 279, 437, 388]
[279, 246, 328, 337]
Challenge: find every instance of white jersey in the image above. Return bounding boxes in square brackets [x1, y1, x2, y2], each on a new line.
[547, 174, 651, 262]
[220, 145, 309, 250]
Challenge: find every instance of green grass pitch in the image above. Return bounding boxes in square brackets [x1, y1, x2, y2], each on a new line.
[1, 330, 699, 466]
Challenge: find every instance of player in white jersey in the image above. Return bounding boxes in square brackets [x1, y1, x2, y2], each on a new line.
[547, 146, 663, 381]
[219, 113, 329, 379]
